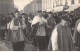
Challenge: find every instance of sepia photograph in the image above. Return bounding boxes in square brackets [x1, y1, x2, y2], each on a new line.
[0, 0, 80, 51]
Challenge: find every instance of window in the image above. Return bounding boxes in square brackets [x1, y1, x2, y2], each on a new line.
[37, 0, 42, 3]
[71, 0, 74, 4]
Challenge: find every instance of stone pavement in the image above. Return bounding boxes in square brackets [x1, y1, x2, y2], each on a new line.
[24, 43, 37, 51]
[1, 39, 37, 51]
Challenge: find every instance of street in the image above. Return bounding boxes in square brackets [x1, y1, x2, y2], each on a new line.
[1, 39, 37, 51]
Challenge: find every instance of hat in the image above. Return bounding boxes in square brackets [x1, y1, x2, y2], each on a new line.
[48, 11, 53, 14]
[37, 10, 42, 13]
[21, 13, 26, 15]
[61, 14, 70, 21]
[14, 10, 20, 13]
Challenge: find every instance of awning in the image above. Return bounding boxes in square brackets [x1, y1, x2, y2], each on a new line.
[65, 4, 80, 12]
[64, 8, 74, 11]
[52, 6, 69, 13]
[46, 9, 53, 12]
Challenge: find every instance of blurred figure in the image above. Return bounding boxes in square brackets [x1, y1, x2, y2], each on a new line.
[45, 12, 56, 49]
[48, 14, 74, 51]
[8, 10, 26, 51]
[0, 15, 6, 40]
[21, 13, 31, 41]
[21, 13, 27, 39]
[42, 11, 48, 19]
[28, 16, 32, 24]
[9, 13, 15, 19]
[31, 11, 47, 51]
[6, 13, 15, 41]
[53, 13, 60, 24]
[5, 13, 11, 23]
[69, 13, 74, 35]
[29, 13, 34, 20]
[73, 19, 80, 51]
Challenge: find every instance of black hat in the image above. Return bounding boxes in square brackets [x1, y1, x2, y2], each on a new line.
[61, 14, 70, 21]
[21, 13, 26, 15]
[37, 10, 42, 13]
[48, 11, 53, 14]
[14, 10, 20, 13]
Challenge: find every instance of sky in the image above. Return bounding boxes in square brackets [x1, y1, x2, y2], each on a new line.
[13, 0, 34, 11]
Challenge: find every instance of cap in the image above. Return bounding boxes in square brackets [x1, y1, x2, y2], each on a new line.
[61, 14, 70, 21]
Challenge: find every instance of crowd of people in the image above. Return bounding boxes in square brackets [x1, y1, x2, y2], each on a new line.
[0, 7, 80, 51]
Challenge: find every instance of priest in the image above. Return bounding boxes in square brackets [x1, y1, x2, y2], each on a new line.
[48, 14, 74, 51]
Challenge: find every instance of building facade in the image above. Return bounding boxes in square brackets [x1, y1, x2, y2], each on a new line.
[24, 0, 42, 14]
[0, 0, 16, 14]
[24, 0, 80, 14]
[42, 0, 54, 11]
[42, 0, 79, 11]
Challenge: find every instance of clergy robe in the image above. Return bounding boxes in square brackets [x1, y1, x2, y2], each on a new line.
[73, 19, 80, 50]
[48, 23, 74, 51]
[9, 18, 26, 43]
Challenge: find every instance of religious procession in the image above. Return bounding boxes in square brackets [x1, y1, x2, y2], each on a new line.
[0, 0, 80, 51]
